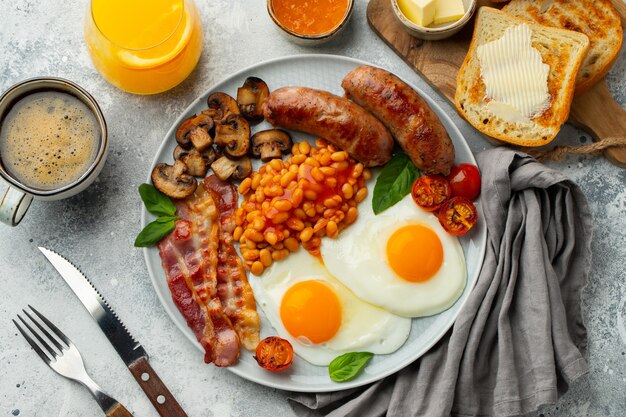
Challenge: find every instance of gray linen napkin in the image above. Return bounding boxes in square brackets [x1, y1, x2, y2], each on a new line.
[289, 148, 592, 417]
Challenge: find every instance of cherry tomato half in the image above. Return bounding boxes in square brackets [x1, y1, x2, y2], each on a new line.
[254, 336, 294, 372]
[446, 163, 481, 201]
[411, 175, 451, 212]
[438, 197, 478, 236]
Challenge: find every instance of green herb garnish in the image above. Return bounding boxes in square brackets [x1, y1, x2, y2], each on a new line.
[134, 216, 178, 247]
[138, 183, 177, 217]
[328, 352, 374, 382]
[372, 153, 420, 214]
[135, 184, 179, 247]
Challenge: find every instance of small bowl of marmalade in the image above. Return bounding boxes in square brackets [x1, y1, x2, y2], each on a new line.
[267, 0, 354, 45]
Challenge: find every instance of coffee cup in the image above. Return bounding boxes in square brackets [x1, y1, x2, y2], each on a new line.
[0, 77, 108, 226]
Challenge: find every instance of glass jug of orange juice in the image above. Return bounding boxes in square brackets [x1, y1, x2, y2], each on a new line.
[84, 0, 203, 95]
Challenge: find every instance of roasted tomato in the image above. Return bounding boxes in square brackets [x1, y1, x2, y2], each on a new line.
[447, 163, 481, 201]
[411, 175, 451, 212]
[438, 197, 478, 236]
[254, 336, 294, 372]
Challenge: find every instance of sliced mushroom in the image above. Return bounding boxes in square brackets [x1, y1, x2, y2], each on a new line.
[151, 160, 197, 199]
[173, 145, 217, 177]
[237, 77, 270, 124]
[213, 145, 224, 159]
[210, 156, 252, 181]
[250, 129, 293, 162]
[203, 92, 240, 125]
[175, 113, 213, 151]
[214, 114, 251, 158]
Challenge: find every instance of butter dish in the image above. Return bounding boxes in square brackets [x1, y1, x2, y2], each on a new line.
[391, 0, 477, 41]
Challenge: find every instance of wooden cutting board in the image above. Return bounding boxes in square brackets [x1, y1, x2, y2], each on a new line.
[367, 0, 626, 167]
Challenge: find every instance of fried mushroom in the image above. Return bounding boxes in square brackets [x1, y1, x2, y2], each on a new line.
[203, 92, 240, 125]
[151, 160, 197, 199]
[173, 145, 217, 177]
[237, 77, 270, 124]
[214, 114, 251, 158]
[175, 113, 213, 151]
[250, 129, 292, 162]
[210, 156, 252, 181]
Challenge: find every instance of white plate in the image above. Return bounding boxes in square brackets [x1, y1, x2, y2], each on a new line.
[142, 54, 487, 393]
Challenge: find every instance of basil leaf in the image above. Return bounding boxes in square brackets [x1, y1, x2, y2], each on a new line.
[134, 216, 179, 247]
[139, 183, 176, 217]
[372, 153, 420, 214]
[328, 352, 374, 382]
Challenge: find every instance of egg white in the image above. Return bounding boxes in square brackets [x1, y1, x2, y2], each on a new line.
[320, 191, 467, 318]
[249, 249, 412, 366]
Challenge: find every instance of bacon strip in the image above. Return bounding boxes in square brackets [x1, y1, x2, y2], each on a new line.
[158, 184, 240, 366]
[204, 175, 260, 350]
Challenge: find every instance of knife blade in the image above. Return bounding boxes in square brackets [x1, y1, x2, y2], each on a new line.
[39, 246, 188, 417]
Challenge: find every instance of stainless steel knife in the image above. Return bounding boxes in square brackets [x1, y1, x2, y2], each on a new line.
[39, 247, 188, 417]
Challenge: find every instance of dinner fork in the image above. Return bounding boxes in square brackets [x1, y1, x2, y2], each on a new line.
[13, 305, 133, 417]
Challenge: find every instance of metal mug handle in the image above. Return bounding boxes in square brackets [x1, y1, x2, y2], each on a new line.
[0, 183, 33, 226]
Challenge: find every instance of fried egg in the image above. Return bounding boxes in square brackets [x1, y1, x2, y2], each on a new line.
[249, 249, 411, 366]
[321, 192, 467, 317]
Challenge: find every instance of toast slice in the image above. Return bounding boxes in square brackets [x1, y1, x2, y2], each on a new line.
[503, 0, 623, 95]
[454, 7, 589, 146]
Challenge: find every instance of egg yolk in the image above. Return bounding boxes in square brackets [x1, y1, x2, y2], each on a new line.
[280, 280, 342, 344]
[386, 224, 443, 282]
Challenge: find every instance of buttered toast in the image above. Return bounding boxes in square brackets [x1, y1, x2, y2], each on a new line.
[502, 0, 623, 96]
[454, 7, 589, 147]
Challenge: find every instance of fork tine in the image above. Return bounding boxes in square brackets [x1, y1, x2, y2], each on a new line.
[16, 314, 59, 360]
[13, 318, 53, 364]
[25, 306, 67, 351]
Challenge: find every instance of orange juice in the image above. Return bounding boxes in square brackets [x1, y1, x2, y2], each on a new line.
[85, 0, 203, 94]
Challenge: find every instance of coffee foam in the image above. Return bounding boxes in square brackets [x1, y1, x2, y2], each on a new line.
[0, 91, 99, 191]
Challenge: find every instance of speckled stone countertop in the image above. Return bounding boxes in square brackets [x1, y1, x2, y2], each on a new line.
[1, 1, 625, 416]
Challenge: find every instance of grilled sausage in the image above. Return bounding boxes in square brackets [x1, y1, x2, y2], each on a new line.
[342, 66, 455, 175]
[262, 87, 393, 167]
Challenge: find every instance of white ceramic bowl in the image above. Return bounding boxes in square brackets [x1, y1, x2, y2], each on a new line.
[266, 0, 355, 46]
[391, 0, 477, 41]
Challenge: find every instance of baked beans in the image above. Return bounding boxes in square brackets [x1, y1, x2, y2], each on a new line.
[234, 139, 370, 275]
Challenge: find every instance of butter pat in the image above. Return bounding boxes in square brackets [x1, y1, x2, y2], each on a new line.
[434, 0, 465, 26]
[486, 102, 528, 124]
[477, 24, 550, 122]
[398, 0, 436, 27]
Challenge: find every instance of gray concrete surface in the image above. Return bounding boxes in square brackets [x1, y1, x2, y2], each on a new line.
[0, 0, 624, 416]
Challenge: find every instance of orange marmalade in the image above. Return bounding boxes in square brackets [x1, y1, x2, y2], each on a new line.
[272, 0, 349, 35]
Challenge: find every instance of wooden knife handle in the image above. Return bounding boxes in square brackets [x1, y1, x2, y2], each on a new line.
[128, 357, 188, 417]
[106, 403, 134, 417]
